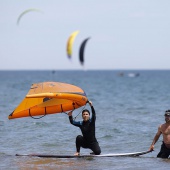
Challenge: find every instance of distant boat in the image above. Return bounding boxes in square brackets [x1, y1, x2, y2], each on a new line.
[127, 73, 140, 77]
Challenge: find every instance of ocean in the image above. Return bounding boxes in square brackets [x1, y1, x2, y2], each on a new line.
[1, 70, 170, 169]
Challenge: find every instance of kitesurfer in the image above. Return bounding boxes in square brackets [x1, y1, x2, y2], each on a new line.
[149, 110, 170, 158]
[68, 101, 101, 156]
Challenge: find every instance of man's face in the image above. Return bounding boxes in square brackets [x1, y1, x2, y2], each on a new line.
[165, 114, 170, 123]
[82, 111, 90, 122]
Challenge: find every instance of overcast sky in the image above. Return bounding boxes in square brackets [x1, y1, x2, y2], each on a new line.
[1, 0, 170, 70]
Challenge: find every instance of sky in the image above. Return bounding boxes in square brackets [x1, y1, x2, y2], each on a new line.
[0, 0, 170, 70]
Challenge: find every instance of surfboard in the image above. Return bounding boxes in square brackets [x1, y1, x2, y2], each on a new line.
[16, 150, 152, 158]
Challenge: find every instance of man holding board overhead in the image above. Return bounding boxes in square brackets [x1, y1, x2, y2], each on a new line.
[68, 101, 101, 156]
[149, 110, 170, 158]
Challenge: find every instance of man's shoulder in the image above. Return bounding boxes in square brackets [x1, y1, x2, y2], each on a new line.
[157, 124, 164, 131]
[159, 123, 165, 128]
[159, 123, 170, 130]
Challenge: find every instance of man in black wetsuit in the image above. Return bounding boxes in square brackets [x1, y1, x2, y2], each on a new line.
[68, 101, 101, 156]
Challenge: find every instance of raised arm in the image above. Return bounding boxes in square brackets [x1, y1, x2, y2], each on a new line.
[68, 111, 74, 124]
[88, 101, 96, 122]
[68, 111, 81, 127]
[149, 125, 162, 151]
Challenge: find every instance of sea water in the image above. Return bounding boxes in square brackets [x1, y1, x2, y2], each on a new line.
[0, 70, 170, 170]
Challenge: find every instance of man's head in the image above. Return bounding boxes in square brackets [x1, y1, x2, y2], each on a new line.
[164, 110, 170, 123]
[82, 109, 90, 122]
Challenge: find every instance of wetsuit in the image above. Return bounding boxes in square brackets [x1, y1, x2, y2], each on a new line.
[69, 106, 101, 155]
[157, 142, 170, 158]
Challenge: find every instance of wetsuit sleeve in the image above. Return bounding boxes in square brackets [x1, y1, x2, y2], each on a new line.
[69, 116, 81, 127]
[91, 106, 96, 123]
[69, 115, 73, 124]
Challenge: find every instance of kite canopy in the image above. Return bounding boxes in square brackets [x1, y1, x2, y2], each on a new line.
[66, 31, 79, 59]
[17, 8, 43, 25]
[9, 82, 88, 119]
[79, 37, 91, 65]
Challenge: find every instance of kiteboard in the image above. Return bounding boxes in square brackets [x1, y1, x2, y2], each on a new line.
[16, 150, 152, 158]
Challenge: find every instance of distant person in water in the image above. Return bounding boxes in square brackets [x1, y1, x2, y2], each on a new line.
[149, 110, 170, 158]
[68, 101, 101, 156]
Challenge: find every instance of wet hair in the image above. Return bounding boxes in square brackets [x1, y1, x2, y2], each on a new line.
[165, 110, 170, 116]
[82, 109, 90, 115]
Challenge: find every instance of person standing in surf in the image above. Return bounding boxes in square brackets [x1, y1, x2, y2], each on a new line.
[149, 110, 170, 158]
[68, 101, 101, 156]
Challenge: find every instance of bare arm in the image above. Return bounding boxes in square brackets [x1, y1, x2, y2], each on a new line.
[149, 125, 162, 151]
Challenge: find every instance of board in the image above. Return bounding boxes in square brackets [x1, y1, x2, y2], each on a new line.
[16, 150, 152, 158]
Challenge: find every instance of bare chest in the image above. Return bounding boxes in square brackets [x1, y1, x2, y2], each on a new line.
[161, 125, 170, 135]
